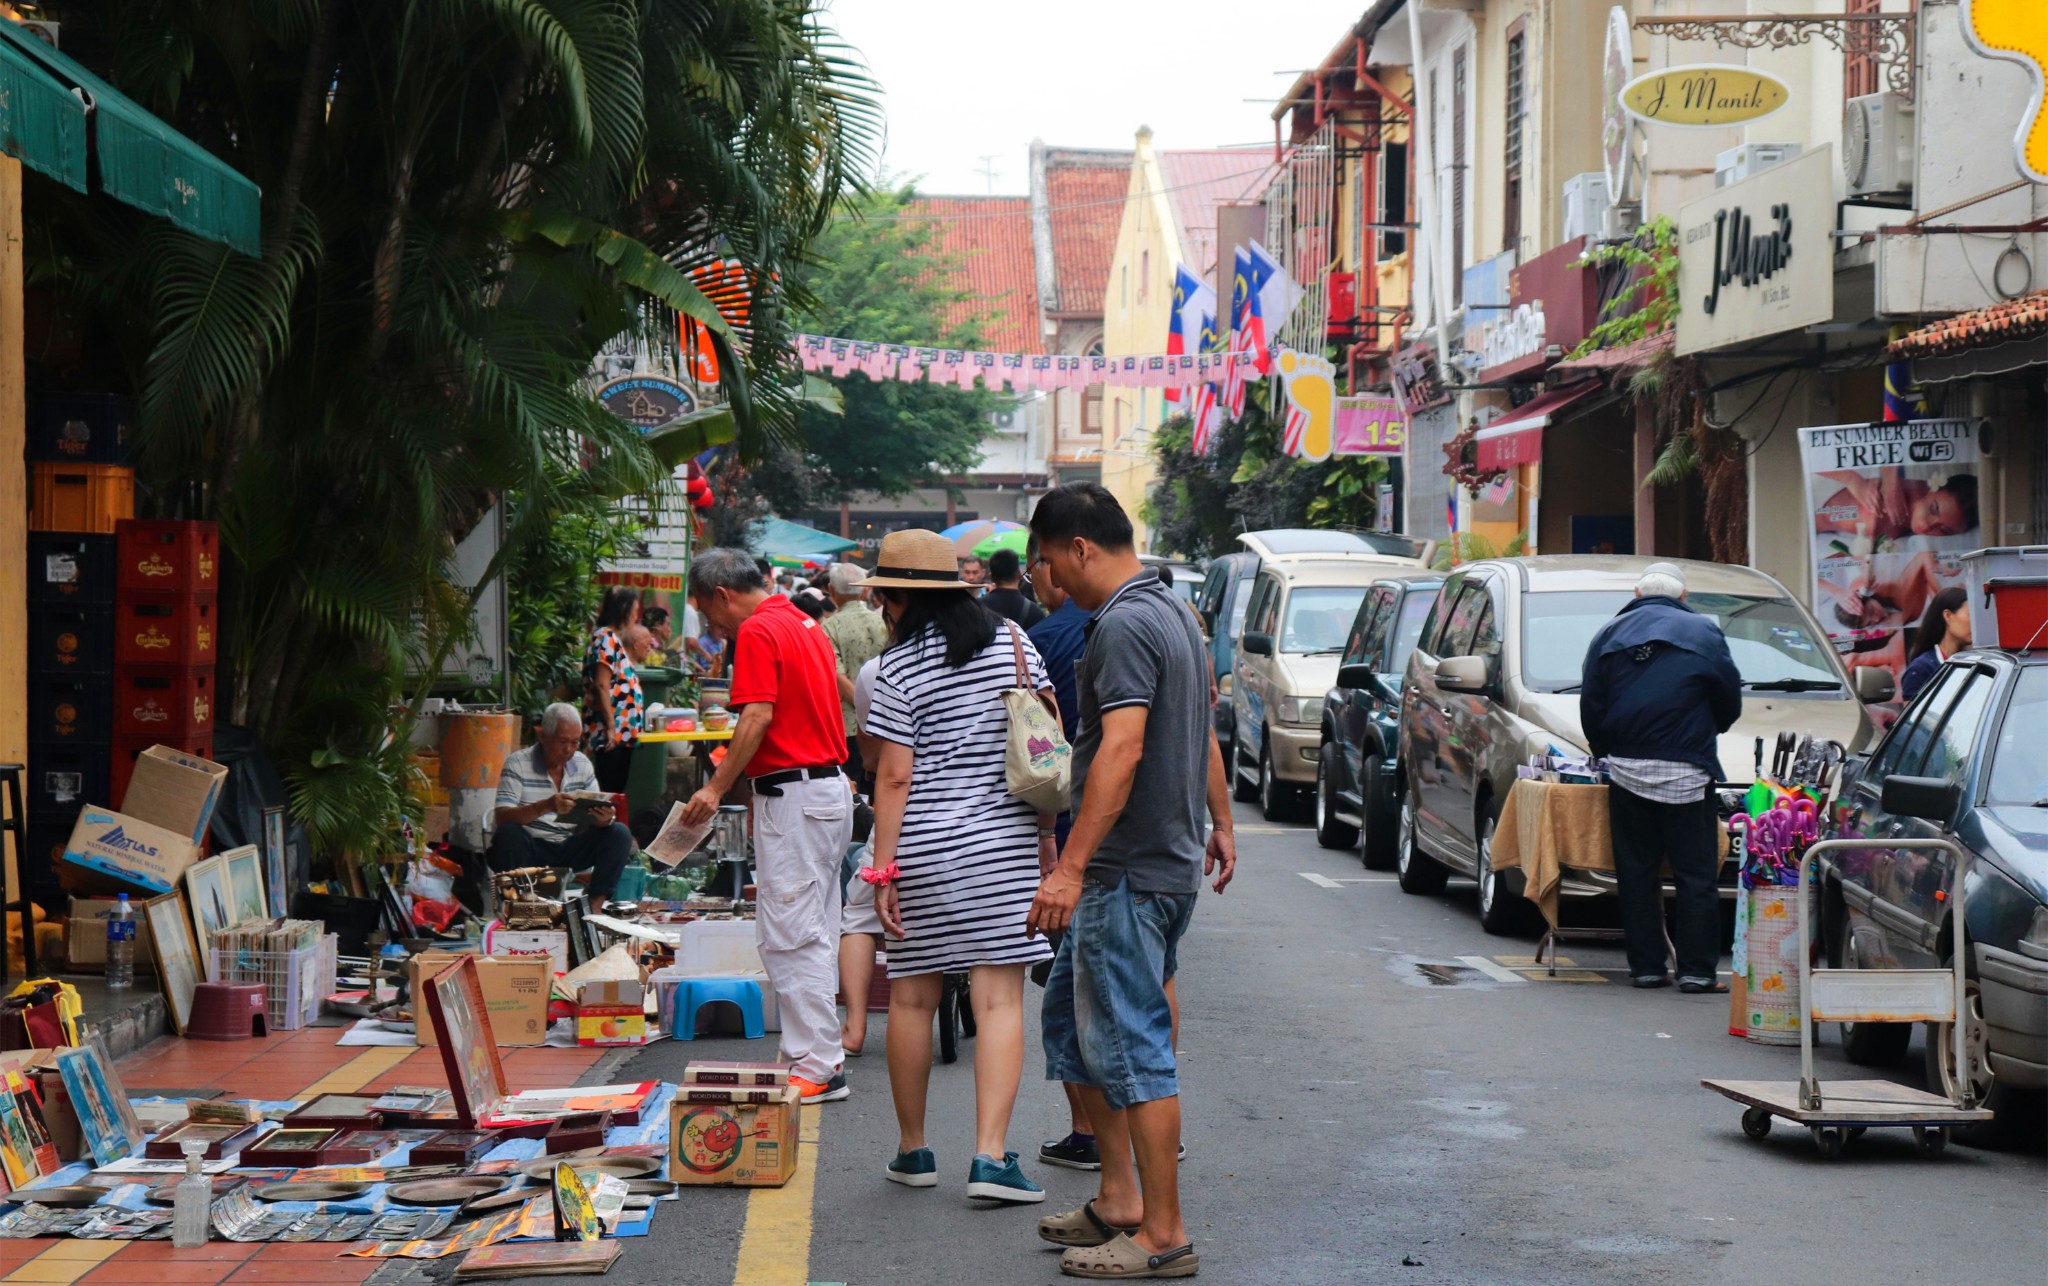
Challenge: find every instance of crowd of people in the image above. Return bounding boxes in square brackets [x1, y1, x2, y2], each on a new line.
[667, 483, 1232, 1280]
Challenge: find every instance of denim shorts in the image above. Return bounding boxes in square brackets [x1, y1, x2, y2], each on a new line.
[1041, 875, 1196, 1110]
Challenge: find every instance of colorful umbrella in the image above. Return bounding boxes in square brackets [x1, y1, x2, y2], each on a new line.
[973, 528, 1031, 560]
[936, 519, 1022, 558]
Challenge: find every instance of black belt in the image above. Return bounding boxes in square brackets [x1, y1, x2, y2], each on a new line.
[751, 764, 842, 795]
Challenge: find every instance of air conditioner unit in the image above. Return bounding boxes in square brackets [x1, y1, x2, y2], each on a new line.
[1843, 92, 1914, 197]
[989, 408, 1023, 435]
[1562, 173, 1611, 244]
[1715, 143, 1801, 188]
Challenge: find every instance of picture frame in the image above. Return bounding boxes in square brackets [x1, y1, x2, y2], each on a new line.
[561, 896, 592, 968]
[222, 844, 268, 927]
[420, 957, 509, 1128]
[184, 854, 234, 959]
[56, 1039, 144, 1167]
[262, 806, 289, 920]
[142, 891, 203, 1036]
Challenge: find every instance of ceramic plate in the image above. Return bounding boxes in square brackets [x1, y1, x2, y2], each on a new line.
[385, 1176, 511, 1207]
[519, 1154, 661, 1182]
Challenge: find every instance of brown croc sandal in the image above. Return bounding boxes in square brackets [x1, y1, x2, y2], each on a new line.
[1060, 1232, 1199, 1278]
[1039, 1201, 1139, 1248]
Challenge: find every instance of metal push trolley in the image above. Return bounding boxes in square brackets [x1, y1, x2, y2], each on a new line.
[1702, 836, 1993, 1159]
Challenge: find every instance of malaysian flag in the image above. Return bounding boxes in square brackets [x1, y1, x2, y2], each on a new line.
[1165, 265, 1215, 406]
[1242, 240, 1302, 376]
[1191, 383, 1222, 455]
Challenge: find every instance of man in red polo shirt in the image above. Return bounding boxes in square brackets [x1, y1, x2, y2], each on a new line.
[683, 548, 854, 1102]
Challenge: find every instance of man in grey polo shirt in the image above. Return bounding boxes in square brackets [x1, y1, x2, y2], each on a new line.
[1026, 482, 1235, 1280]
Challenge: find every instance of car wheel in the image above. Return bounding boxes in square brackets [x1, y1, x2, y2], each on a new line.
[1360, 758, 1396, 871]
[1231, 735, 1258, 802]
[1923, 969, 2033, 1148]
[1314, 751, 1358, 849]
[1258, 743, 1296, 822]
[1475, 814, 1530, 936]
[1395, 790, 1448, 895]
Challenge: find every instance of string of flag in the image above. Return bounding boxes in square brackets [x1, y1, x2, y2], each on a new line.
[794, 334, 1254, 390]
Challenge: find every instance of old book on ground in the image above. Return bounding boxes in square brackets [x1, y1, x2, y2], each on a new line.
[454, 1241, 621, 1277]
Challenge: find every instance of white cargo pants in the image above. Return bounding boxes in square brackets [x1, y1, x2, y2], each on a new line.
[751, 776, 852, 1082]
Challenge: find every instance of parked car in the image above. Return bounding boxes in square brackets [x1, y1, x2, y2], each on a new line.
[1195, 529, 1429, 759]
[1138, 554, 1205, 609]
[1229, 553, 1423, 819]
[1315, 572, 1446, 863]
[1395, 555, 1886, 934]
[1820, 647, 2048, 1141]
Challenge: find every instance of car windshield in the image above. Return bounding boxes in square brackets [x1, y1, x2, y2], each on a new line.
[1390, 590, 1438, 668]
[1282, 587, 1369, 654]
[1984, 667, 2048, 807]
[1520, 590, 1844, 694]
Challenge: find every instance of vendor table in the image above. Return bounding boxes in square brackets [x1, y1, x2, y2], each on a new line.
[1488, 779, 1727, 975]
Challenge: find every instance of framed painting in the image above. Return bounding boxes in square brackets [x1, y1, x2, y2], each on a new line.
[222, 845, 267, 926]
[262, 806, 289, 919]
[184, 854, 233, 962]
[421, 957, 509, 1127]
[142, 892, 203, 1036]
[57, 1040, 143, 1167]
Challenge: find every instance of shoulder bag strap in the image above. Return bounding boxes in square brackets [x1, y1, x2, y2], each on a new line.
[1006, 621, 1028, 690]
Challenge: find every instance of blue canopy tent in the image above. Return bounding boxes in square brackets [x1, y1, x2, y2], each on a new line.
[745, 516, 857, 568]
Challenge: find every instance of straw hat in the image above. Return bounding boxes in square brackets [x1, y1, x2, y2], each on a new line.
[863, 529, 973, 590]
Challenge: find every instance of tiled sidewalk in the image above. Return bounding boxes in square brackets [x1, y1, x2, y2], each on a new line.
[4, 1025, 610, 1285]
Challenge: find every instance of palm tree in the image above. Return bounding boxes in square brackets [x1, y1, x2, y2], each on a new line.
[28, 0, 880, 860]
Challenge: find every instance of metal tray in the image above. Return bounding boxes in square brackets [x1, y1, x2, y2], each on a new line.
[247, 1181, 372, 1203]
[385, 1176, 511, 1207]
[518, 1153, 661, 1182]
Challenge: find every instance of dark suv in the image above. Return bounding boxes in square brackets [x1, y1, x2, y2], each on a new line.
[1822, 648, 2048, 1142]
[1315, 573, 1444, 863]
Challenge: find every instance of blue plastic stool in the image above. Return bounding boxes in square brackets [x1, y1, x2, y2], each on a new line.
[668, 977, 766, 1040]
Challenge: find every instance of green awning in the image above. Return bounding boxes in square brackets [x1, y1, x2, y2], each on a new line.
[746, 516, 858, 561]
[0, 22, 260, 255]
[0, 33, 86, 192]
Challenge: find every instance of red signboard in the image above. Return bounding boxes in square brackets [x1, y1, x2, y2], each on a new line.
[1475, 237, 1604, 384]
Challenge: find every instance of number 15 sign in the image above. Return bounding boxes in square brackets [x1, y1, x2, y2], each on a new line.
[1334, 397, 1406, 456]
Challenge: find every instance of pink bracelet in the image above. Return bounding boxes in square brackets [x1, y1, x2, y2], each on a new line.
[857, 861, 901, 887]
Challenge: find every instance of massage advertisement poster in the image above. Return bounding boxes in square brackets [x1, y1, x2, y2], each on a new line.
[1799, 419, 1983, 685]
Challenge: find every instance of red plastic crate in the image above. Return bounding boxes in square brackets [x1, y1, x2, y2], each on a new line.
[114, 593, 218, 667]
[116, 519, 220, 595]
[112, 734, 215, 813]
[113, 666, 216, 738]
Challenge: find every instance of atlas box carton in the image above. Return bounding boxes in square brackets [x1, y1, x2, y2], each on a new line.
[121, 745, 229, 845]
[669, 1084, 800, 1187]
[60, 807, 202, 895]
[409, 951, 551, 1047]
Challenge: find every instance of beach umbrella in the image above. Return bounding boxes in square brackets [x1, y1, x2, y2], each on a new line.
[936, 519, 1021, 557]
[973, 528, 1031, 560]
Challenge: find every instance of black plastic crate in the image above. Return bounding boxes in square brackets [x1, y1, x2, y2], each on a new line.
[27, 741, 112, 814]
[28, 391, 132, 465]
[28, 675, 112, 746]
[27, 533, 118, 605]
[28, 602, 114, 676]
[23, 820, 77, 908]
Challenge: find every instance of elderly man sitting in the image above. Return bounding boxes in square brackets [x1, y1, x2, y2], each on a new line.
[488, 702, 633, 903]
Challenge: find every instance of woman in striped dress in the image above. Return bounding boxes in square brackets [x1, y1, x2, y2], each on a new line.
[862, 529, 1057, 1204]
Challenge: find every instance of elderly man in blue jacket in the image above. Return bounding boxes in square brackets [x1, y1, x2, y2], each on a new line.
[1580, 563, 1743, 993]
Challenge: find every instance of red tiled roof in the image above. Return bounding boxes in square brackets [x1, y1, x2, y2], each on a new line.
[1887, 289, 2048, 360]
[1158, 150, 1279, 278]
[1043, 154, 1131, 316]
[905, 196, 1041, 354]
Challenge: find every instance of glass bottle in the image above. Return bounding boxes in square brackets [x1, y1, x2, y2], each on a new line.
[172, 1139, 211, 1247]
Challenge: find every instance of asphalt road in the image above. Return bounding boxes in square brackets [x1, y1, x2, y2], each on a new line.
[410, 802, 2047, 1285]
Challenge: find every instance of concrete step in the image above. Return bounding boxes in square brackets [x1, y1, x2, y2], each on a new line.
[54, 973, 171, 1060]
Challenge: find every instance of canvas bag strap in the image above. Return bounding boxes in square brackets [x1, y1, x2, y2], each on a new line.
[1006, 620, 1028, 690]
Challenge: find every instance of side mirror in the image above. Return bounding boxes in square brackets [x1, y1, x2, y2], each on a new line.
[1241, 632, 1273, 657]
[1881, 774, 1960, 826]
[1854, 666, 1896, 704]
[1434, 655, 1488, 692]
[1337, 663, 1373, 690]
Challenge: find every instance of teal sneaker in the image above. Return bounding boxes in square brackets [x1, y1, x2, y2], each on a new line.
[885, 1147, 937, 1188]
[966, 1151, 1045, 1204]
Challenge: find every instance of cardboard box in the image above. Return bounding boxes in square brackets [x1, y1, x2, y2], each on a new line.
[65, 897, 157, 971]
[120, 745, 229, 845]
[575, 979, 644, 1008]
[682, 1060, 792, 1087]
[60, 807, 203, 895]
[670, 1084, 799, 1187]
[408, 951, 551, 1047]
[482, 925, 570, 975]
[575, 1004, 646, 1046]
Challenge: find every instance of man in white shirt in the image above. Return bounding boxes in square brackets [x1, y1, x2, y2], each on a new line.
[488, 702, 633, 903]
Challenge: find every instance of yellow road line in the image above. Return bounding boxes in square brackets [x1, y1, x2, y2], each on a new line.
[731, 1104, 821, 1286]
[294, 1044, 416, 1096]
[2, 1239, 123, 1283]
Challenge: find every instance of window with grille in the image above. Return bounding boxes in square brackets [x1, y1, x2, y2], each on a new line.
[1379, 141, 1408, 259]
[1504, 26, 1524, 251]
[1451, 46, 1467, 305]
[1846, 0, 1880, 99]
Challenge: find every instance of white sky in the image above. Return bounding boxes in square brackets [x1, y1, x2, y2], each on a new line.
[823, 0, 1376, 195]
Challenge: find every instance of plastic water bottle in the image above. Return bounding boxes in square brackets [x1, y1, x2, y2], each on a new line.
[172, 1139, 211, 1247]
[105, 893, 136, 988]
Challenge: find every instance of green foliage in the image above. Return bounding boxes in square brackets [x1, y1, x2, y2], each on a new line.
[29, 0, 880, 867]
[504, 495, 642, 729]
[1570, 214, 1679, 358]
[1144, 382, 1385, 559]
[1430, 530, 1527, 570]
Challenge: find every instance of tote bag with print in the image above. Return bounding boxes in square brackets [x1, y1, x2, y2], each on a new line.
[1000, 623, 1072, 813]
